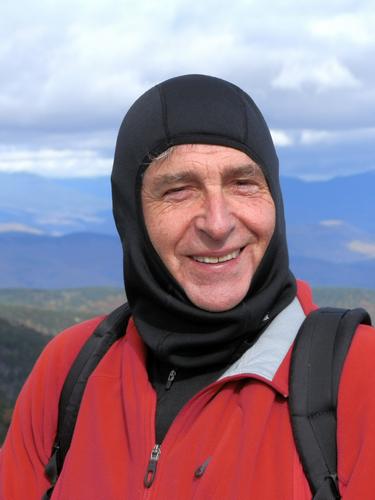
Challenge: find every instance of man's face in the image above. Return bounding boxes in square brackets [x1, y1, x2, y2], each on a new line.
[141, 144, 275, 312]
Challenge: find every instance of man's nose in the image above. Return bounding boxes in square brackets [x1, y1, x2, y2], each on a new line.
[194, 191, 235, 241]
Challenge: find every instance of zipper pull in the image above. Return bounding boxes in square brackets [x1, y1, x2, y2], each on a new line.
[144, 444, 161, 488]
[165, 369, 176, 390]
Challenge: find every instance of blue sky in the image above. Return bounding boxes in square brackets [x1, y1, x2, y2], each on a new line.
[0, 0, 374, 179]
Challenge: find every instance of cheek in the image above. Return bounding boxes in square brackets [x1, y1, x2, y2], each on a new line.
[244, 198, 276, 241]
[264, 208, 276, 241]
[143, 205, 192, 260]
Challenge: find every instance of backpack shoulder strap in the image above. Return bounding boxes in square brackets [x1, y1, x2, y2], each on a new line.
[289, 307, 371, 500]
[43, 302, 131, 498]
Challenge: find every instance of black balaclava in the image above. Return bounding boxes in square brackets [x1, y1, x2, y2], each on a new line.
[111, 74, 296, 369]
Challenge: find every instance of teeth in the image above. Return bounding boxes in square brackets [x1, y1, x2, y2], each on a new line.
[193, 250, 240, 264]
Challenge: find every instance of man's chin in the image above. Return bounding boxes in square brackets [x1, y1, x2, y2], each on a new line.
[185, 286, 250, 312]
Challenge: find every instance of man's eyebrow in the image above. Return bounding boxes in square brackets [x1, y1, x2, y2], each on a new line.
[147, 171, 198, 192]
[146, 163, 264, 192]
[222, 163, 263, 180]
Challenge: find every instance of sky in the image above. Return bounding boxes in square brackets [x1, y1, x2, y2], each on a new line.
[0, 0, 374, 180]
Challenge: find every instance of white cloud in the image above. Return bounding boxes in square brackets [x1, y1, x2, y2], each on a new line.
[0, 148, 111, 177]
[300, 130, 334, 145]
[0, 0, 374, 178]
[270, 129, 294, 147]
[310, 12, 375, 46]
[0, 223, 44, 235]
[320, 220, 345, 227]
[300, 127, 375, 145]
[348, 240, 375, 258]
[272, 58, 361, 92]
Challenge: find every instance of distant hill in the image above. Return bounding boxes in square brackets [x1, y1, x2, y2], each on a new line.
[0, 170, 374, 289]
[0, 169, 374, 235]
[0, 287, 125, 335]
[0, 286, 372, 337]
[313, 287, 375, 321]
[287, 221, 373, 263]
[0, 233, 123, 288]
[0, 172, 114, 235]
[291, 256, 375, 289]
[281, 172, 375, 234]
[0, 287, 125, 310]
[0, 231, 373, 289]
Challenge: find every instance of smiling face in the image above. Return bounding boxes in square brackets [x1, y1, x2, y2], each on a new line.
[141, 144, 276, 312]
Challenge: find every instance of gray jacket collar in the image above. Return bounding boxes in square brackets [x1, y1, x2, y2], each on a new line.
[220, 297, 305, 383]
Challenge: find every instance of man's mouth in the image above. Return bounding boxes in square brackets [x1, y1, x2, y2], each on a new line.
[192, 249, 241, 264]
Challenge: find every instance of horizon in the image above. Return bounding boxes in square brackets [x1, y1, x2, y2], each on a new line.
[1, 167, 375, 183]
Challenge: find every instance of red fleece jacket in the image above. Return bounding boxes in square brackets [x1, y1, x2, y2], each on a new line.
[0, 281, 374, 499]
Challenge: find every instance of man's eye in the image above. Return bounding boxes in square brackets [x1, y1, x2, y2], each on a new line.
[233, 179, 260, 192]
[164, 186, 185, 196]
[166, 186, 185, 193]
[163, 186, 191, 200]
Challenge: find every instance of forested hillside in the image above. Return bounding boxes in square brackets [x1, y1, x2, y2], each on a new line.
[0, 287, 125, 335]
[0, 286, 373, 444]
[0, 318, 51, 442]
[314, 287, 375, 321]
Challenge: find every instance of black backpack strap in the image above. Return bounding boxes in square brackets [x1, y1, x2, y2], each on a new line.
[289, 307, 371, 500]
[43, 303, 131, 499]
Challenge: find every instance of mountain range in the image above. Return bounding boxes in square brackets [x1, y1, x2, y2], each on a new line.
[0, 170, 374, 289]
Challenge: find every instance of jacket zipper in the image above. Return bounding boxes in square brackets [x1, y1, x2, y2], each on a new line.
[144, 444, 161, 488]
[143, 369, 176, 492]
[142, 375, 251, 494]
[165, 369, 176, 390]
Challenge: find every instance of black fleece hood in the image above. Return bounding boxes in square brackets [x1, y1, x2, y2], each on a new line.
[111, 74, 296, 368]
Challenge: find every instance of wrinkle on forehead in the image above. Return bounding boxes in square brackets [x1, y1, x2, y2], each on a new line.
[145, 144, 266, 195]
[146, 164, 265, 195]
[148, 144, 261, 175]
[151, 143, 258, 166]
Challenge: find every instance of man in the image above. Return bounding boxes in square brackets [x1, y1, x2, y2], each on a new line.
[1, 74, 374, 499]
